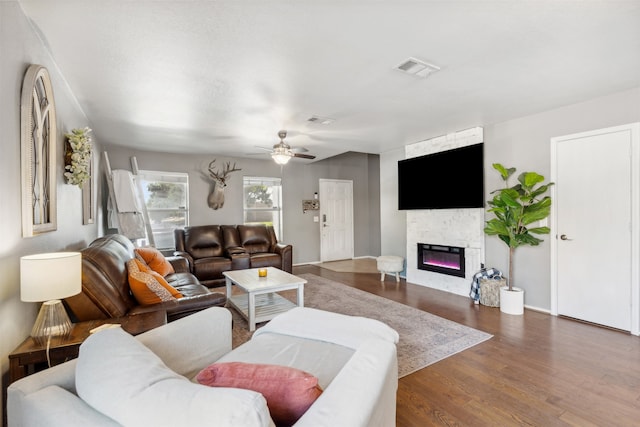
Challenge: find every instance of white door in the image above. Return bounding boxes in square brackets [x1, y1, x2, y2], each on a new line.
[319, 179, 354, 262]
[551, 124, 639, 332]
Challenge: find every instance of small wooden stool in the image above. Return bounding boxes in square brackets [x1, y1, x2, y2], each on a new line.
[376, 256, 404, 282]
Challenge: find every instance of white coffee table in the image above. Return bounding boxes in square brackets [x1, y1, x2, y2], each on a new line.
[223, 267, 306, 331]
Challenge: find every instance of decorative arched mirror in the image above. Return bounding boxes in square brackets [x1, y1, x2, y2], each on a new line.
[20, 64, 57, 237]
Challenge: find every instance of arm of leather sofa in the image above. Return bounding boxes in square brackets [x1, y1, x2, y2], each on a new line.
[229, 252, 251, 270]
[166, 255, 190, 273]
[273, 243, 293, 273]
[172, 251, 194, 272]
[225, 245, 246, 255]
[128, 292, 227, 322]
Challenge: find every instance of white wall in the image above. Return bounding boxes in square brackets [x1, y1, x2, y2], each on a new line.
[1, 2, 102, 421]
[381, 86, 640, 310]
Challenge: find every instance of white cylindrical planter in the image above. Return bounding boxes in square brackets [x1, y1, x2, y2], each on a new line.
[500, 286, 524, 315]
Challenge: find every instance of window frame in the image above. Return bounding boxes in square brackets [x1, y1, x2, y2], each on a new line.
[243, 176, 283, 240]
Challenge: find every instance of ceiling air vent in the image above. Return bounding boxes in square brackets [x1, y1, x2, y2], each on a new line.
[395, 57, 440, 78]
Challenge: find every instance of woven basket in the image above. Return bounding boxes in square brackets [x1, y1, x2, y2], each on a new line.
[479, 278, 505, 307]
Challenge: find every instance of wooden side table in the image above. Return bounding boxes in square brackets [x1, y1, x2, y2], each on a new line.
[8, 310, 167, 384]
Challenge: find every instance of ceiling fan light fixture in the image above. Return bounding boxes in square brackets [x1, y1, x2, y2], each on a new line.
[272, 153, 291, 165]
[271, 146, 293, 164]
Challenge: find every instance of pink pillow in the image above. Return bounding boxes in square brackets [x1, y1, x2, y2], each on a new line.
[196, 362, 322, 426]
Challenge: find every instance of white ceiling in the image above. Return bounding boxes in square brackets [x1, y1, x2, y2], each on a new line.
[18, 0, 640, 162]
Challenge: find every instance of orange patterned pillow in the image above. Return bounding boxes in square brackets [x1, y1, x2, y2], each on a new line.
[135, 247, 175, 277]
[196, 362, 322, 426]
[127, 259, 182, 305]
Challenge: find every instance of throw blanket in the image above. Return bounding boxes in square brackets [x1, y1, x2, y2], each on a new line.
[253, 307, 399, 350]
[107, 170, 146, 239]
[469, 267, 503, 302]
[112, 169, 142, 213]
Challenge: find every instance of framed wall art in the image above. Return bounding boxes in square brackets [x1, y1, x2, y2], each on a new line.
[20, 64, 57, 237]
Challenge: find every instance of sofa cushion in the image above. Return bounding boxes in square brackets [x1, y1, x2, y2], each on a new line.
[135, 247, 175, 276]
[76, 328, 273, 427]
[127, 259, 183, 305]
[196, 362, 322, 427]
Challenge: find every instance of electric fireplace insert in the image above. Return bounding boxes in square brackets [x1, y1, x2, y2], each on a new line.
[417, 243, 465, 278]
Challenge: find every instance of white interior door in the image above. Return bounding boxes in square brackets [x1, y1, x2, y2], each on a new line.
[551, 124, 639, 333]
[319, 179, 354, 262]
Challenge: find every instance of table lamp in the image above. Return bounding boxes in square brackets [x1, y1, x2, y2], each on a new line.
[20, 252, 82, 345]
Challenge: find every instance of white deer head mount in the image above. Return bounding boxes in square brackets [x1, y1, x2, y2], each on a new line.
[206, 159, 241, 210]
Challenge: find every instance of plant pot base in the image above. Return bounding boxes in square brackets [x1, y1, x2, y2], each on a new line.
[500, 286, 524, 315]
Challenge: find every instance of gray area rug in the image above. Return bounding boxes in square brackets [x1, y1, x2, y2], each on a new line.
[230, 273, 493, 378]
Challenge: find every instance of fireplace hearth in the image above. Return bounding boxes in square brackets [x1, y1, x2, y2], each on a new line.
[417, 243, 465, 278]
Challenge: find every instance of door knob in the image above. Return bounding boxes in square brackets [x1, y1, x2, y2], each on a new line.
[560, 234, 572, 241]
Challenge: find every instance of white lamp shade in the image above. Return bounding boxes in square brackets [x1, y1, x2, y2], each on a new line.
[20, 252, 82, 302]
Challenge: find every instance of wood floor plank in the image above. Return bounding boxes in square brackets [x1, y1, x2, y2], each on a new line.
[294, 264, 640, 426]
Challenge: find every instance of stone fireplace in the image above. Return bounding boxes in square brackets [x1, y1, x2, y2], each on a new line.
[404, 127, 485, 296]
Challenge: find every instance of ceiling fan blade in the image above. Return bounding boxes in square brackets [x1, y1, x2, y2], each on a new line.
[254, 145, 273, 152]
[293, 153, 316, 159]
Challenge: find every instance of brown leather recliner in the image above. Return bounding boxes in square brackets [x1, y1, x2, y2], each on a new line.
[173, 225, 234, 288]
[64, 234, 227, 323]
[174, 224, 293, 288]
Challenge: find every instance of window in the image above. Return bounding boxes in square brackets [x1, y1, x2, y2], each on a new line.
[137, 170, 189, 250]
[243, 176, 282, 239]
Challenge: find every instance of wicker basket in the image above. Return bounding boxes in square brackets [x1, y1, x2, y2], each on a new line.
[479, 278, 505, 307]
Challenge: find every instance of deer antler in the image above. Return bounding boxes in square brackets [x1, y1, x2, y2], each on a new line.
[208, 159, 242, 182]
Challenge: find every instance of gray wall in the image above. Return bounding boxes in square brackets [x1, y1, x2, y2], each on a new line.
[0, 3, 102, 418]
[102, 147, 382, 264]
[484, 87, 640, 310]
[379, 147, 406, 266]
[380, 86, 640, 311]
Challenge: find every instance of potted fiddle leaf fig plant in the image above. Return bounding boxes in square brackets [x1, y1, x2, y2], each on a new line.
[484, 163, 553, 315]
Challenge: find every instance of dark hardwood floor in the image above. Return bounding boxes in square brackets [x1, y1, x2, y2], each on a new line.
[292, 264, 640, 427]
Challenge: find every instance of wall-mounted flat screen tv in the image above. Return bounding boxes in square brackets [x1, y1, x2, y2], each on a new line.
[398, 143, 484, 210]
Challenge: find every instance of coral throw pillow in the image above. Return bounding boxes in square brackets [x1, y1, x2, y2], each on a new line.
[135, 247, 175, 277]
[196, 362, 322, 427]
[127, 259, 182, 305]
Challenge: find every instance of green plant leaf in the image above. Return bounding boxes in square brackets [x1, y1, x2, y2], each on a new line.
[527, 226, 551, 235]
[499, 189, 521, 208]
[493, 163, 516, 181]
[484, 219, 509, 235]
[519, 171, 545, 189]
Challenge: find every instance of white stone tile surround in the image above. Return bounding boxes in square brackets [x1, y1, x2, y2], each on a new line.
[405, 127, 485, 296]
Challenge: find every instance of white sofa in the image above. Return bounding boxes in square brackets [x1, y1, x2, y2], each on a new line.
[7, 306, 399, 426]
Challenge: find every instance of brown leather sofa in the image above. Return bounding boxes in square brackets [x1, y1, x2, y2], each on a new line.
[174, 224, 293, 287]
[64, 234, 227, 323]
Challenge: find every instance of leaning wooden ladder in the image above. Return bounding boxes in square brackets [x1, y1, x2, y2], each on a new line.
[103, 151, 155, 247]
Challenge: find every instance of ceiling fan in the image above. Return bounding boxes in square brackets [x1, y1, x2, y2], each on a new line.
[258, 130, 316, 165]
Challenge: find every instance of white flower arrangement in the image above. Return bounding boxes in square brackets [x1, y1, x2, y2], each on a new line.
[64, 127, 92, 187]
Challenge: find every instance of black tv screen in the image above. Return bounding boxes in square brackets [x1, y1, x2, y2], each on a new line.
[398, 143, 484, 210]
